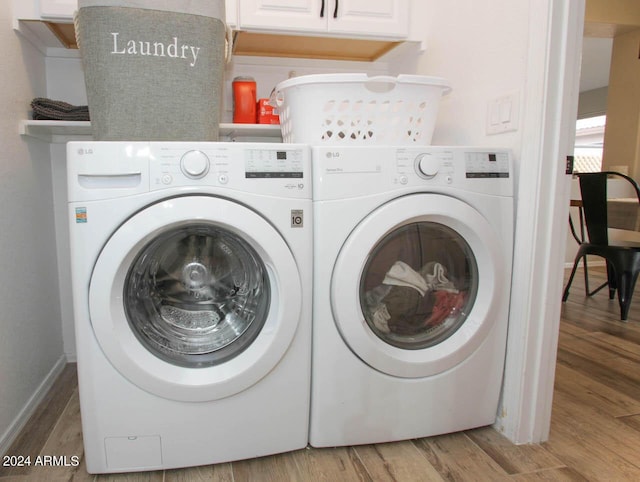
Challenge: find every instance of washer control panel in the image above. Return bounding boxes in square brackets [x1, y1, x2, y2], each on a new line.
[148, 143, 310, 197]
[67, 142, 311, 202]
[244, 148, 304, 179]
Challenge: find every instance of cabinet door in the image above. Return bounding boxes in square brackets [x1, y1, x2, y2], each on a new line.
[329, 0, 409, 38]
[40, 0, 77, 19]
[226, 0, 238, 28]
[239, 0, 327, 32]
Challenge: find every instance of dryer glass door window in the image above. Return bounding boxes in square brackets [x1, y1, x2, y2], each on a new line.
[123, 224, 270, 368]
[360, 222, 478, 350]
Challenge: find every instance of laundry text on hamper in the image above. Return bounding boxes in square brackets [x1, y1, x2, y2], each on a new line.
[110, 33, 201, 67]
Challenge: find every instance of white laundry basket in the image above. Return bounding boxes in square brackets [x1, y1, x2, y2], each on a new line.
[76, 0, 227, 141]
[273, 74, 451, 145]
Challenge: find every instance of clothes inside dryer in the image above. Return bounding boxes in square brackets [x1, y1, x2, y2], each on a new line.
[124, 223, 270, 368]
[360, 222, 478, 350]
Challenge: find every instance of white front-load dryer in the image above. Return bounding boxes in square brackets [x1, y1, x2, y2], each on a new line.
[310, 146, 514, 447]
[67, 142, 312, 473]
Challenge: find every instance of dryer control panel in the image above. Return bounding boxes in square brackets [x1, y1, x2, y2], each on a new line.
[312, 146, 513, 201]
[463, 151, 510, 179]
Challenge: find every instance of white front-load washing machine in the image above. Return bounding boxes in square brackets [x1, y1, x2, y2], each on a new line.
[310, 145, 514, 447]
[67, 141, 312, 473]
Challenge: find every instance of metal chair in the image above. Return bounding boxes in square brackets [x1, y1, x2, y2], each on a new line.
[562, 171, 640, 321]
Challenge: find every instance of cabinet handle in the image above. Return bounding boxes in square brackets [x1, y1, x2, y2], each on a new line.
[320, 0, 325, 17]
[333, 0, 339, 18]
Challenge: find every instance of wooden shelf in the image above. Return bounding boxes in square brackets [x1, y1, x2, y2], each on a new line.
[20, 120, 283, 143]
[233, 31, 401, 62]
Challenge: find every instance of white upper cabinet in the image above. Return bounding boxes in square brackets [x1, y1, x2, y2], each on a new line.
[329, 0, 409, 38]
[40, 0, 77, 19]
[21, 0, 409, 40]
[239, 0, 327, 32]
[239, 0, 410, 39]
[28, 0, 237, 25]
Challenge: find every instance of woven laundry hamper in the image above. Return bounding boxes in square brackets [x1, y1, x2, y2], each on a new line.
[76, 0, 226, 141]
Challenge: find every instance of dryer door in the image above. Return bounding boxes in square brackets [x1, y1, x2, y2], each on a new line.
[331, 193, 507, 378]
[89, 196, 302, 402]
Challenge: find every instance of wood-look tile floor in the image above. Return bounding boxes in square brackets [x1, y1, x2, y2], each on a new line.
[2, 266, 640, 481]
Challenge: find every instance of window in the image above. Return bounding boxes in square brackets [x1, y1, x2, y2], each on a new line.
[574, 115, 605, 173]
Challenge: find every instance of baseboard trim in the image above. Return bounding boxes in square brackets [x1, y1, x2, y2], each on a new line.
[0, 355, 67, 457]
[564, 259, 607, 269]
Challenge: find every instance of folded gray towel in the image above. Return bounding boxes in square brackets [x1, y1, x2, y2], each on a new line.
[31, 98, 90, 121]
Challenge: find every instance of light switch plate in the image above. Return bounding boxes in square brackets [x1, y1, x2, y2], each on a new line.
[487, 91, 520, 135]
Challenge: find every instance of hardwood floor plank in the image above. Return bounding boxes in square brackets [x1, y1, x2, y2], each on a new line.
[542, 388, 640, 480]
[618, 414, 640, 432]
[557, 331, 619, 362]
[0, 364, 78, 478]
[561, 303, 640, 341]
[164, 462, 233, 482]
[412, 433, 510, 481]
[552, 390, 640, 466]
[231, 450, 305, 482]
[544, 425, 640, 481]
[553, 363, 640, 418]
[556, 348, 640, 401]
[580, 331, 640, 363]
[27, 388, 91, 482]
[558, 320, 592, 337]
[464, 427, 564, 476]
[289, 446, 374, 482]
[561, 267, 640, 327]
[94, 470, 163, 481]
[507, 466, 588, 481]
[352, 440, 444, 481]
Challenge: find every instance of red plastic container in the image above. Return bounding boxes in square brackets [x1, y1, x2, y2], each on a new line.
[257, 98, 280, 124]
[232, 76, 257, 123]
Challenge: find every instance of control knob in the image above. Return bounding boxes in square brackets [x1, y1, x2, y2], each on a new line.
[415, 153, 441, 179]
[180, 150, 210, 179]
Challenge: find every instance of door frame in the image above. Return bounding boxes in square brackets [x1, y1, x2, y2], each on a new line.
[497, 0, 585, 442]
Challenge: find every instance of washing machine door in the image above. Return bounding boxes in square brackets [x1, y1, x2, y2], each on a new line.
[331, 193, 507, 378]
[89, 196, 302, 402]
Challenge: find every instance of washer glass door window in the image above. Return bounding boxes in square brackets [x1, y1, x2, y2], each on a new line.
[331, 193, 505, 378]
[360, 222, 478, 350]
[89, 195, 303, 402]
[124, 224, 270, 368]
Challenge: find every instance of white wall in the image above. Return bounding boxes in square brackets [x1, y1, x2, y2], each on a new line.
[0, 3, 65, 455]
[394, 0, 527, 147]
